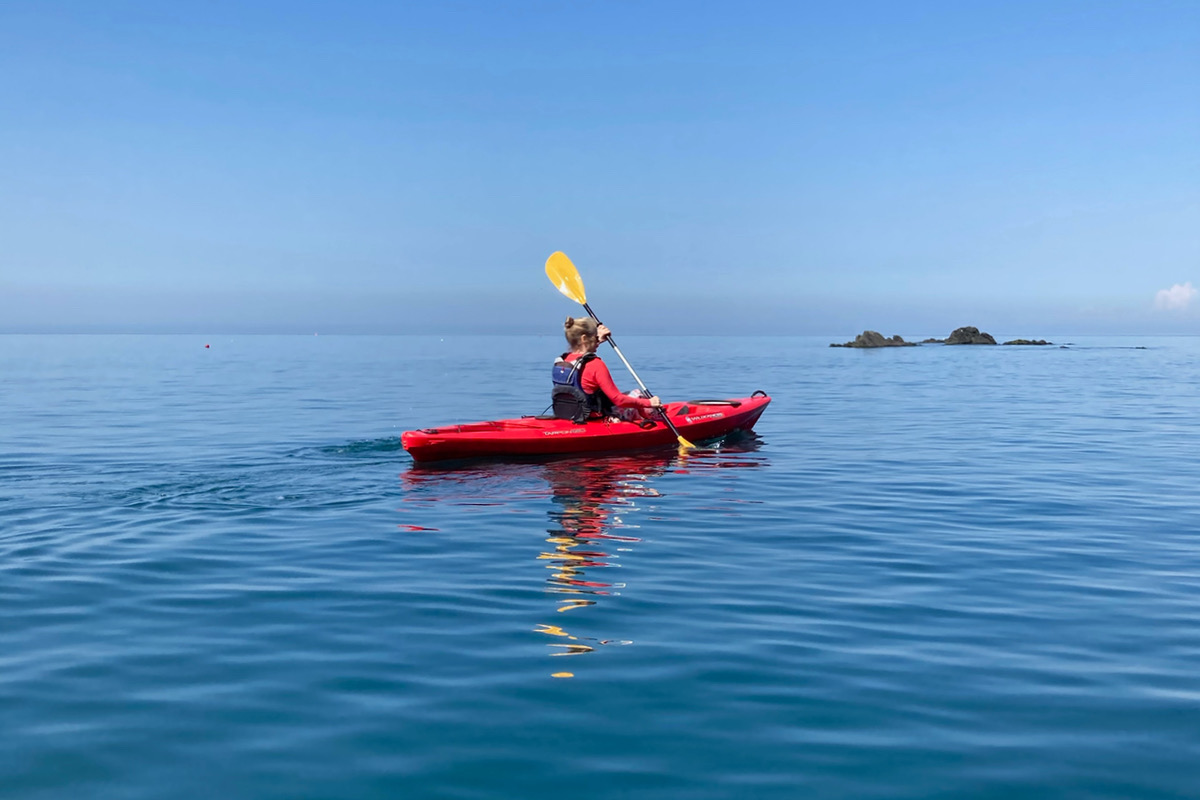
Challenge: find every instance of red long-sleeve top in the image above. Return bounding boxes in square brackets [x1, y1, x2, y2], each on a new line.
[564, 352, 654, 409]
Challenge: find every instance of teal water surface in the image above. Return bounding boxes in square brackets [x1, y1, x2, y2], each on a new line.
[3, 334, 1200, 798]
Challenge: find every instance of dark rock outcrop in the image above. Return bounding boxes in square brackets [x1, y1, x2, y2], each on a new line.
[832, 327, 1053, 348]
[943, 326, 996, 345]
[830, 331, 917, 348]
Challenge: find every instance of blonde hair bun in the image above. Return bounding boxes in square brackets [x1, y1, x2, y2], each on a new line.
[563, 316, 599, 349]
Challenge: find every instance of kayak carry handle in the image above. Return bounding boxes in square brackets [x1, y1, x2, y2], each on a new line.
[688, 399, 742, 407]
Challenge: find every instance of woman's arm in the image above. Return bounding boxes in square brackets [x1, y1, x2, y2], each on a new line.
[582, 359, 654, 408]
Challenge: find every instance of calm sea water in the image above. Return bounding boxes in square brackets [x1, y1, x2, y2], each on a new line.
[3, 334, 1200, 799]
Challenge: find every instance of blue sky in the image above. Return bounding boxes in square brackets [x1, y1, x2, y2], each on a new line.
[1, 0, 1197, 335]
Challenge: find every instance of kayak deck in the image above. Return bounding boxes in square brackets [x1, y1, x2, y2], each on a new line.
[402, 393, 770, 462]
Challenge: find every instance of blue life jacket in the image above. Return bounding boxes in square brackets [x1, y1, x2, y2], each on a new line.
[551, 352, 613, 423]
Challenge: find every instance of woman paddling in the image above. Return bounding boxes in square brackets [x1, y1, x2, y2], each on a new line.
[552, 316, 662, 424]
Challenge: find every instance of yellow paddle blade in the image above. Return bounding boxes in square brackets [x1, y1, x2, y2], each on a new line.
[545, 251, 587, 305]
[677, 435, 696, 450]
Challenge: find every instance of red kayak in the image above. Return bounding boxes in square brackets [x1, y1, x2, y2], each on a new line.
[402, 392, 770, 463]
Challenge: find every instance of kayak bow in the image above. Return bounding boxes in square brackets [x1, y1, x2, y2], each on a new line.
[402, 393, 770, 463]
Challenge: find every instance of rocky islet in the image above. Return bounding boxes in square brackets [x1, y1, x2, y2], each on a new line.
[833, 326, 1053, 348]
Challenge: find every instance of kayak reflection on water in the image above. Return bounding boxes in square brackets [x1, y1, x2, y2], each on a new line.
[534, 453, 670, 656]
[533, 435, 767, 662]
[399, 432, 767, 671]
